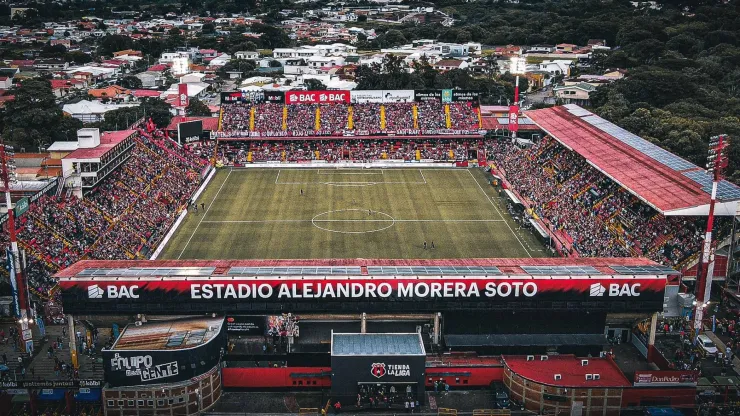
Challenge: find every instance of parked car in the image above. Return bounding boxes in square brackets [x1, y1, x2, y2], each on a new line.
[491, 382, 510, 409]
[697, 334, 718, 357]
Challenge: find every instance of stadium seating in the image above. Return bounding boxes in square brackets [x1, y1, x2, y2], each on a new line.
[218, 102, 479, 137]
[218, 138, 479, 164]
[7, 131, 204, 306]
[487, 137, 704, 265]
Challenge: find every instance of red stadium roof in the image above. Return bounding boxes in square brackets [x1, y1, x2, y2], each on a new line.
[503, 355, 631, 388]
[166, 116, 219, 132]
[54, 257, 678, 278]
[525, 105, 740, 216]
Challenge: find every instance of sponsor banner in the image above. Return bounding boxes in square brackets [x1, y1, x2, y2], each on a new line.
[225, 315, 266, 334]
[285, 90, 350, 104]
[442, 89, 453, 103]
[221, 91, 244, 103]
[265, 91, 284, 104]
[102, 327, 226, 387]
[350, 90, 415, 103]
[332, 354, 425, 398]
[452, 91, 480, 102]
[383, 90, 415, 103]
[62, 276, 666, 306]
[178, 83, 188, 107]
[0, 380, 103, 389]
[13, 197, 29, 217]
[178, 120, 203, 145]
[634, 371, 699, 386]
[508, 105, 519, 133]
[351, 90, 384, 103]
[415, 90, 443, 102]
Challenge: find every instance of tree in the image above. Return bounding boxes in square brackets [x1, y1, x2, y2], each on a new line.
[2, 79, 80, 149]
[186, 98, 211, 116]
[201, 22, 216, 34]
[303, 79, 326, 90]
[119, 75, 142, 89]
[217, 59, 256, 79]
[98, 34, 134, 57]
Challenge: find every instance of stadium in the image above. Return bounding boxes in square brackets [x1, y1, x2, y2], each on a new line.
[1, 90, 739, 416]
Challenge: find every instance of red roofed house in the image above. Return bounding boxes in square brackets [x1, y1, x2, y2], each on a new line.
[62, 128, 137, 194]
[503, 355, 631, 415]
[433, 59, 468, 71]
[50, 79, 85, 98]
[147, 64, 169, 73]
[132, 89, 162, 99]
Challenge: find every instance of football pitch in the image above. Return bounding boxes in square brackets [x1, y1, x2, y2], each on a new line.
[159, 168, 549, 260]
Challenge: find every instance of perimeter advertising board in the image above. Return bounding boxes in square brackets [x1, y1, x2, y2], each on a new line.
[177, 120, 203, 145]
[350, 90, 415, 103]
[634, 371, 699, 387]
[285, 90, 350, 104]
[60, 276, 667, 314]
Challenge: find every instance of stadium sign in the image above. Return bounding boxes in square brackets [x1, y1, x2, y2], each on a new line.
[13, 197, 29, 217]
[61, 276, 666, 313]
[285, 90, 351, 104]
[178, 120, 203, 145]
[350, 90, 415, 103]
[634, 371, 699, 387]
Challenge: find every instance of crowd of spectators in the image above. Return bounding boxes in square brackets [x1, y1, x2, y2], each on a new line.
[218, 102, 479, 137]
[219, 138, 479, 164]
[488, 137, 704, 266]
[318, 104, 348, 135]
[416, 101, 446, 130]
[3, 130, 205, 312]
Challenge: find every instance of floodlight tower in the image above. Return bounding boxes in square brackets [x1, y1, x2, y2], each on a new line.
[0, 143, 33, 352]
[693, 134, 730, 337]
[509, 57, 527, 139]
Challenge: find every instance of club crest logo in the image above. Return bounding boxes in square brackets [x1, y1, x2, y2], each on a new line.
[371, 363, 386, 378]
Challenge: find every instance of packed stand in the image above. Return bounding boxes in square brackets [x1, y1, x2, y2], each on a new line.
[487, 137, 704, 265]
[383, 103, 415, 131]
[219, 139, 481, 164]
[218, 102, 478, 137]
[448, 102, 479, 130]
[416, 101, 446, 130]
[2, 130, 204, 302]
[318, 104, 348, 135]
[220, 103, 253, 137]
[286, 103, 317, 136]
[351, 104, 382, 134]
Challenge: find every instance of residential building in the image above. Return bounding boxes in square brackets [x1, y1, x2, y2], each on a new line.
[554, 82, 595, 106]
[235, 51, 260, 60]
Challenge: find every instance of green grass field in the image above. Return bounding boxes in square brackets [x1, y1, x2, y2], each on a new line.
[159, 168, 549, 260]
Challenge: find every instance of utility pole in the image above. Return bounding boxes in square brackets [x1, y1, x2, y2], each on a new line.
[693, 134, 731, 338]
[0, 143, 33, 353]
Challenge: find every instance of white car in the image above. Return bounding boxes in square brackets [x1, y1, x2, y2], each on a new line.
[697, 334, 718, 357]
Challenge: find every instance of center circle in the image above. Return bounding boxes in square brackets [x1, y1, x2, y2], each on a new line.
[311, 209, 396, 234]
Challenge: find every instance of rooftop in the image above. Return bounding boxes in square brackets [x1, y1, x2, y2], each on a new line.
[63, 129, 136, 160]
[525, 104, 740, 216]
[503, 355, 632, 388]
[112, 317, 224, 351]
[166, 116, 219, 131]
[331, 333, 425, 356]
[54, 257, 679, 279]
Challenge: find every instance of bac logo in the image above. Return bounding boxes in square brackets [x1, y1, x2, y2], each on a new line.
[590, 283, 606, 297]
[88, 285, 104, 299]
[86, 285, 139, 299]
[590, 283, 641, 297]
[371, 363, 386, 378]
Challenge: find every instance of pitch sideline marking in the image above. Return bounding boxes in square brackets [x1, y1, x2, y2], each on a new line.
[467, 169, 532, 258]
[275, 169, 281, 184]
[419, 169, 427, 184]
[177, 168, 233, 259]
